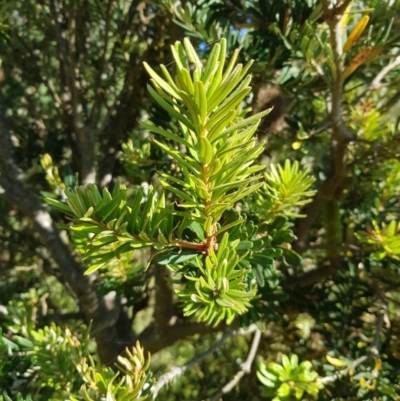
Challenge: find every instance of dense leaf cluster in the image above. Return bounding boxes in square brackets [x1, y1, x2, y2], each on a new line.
[1, 1, 400, 400]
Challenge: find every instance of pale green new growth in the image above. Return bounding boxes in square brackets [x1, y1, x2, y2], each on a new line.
[143, 38, 270, 249]
[49, 38, 270, 326]
[69, 339, 153, 401]
[356, 220, 400, 261]
[257, 354, 323, 400]
[173, 233, 255, 326]
[253, 160, 316, 221]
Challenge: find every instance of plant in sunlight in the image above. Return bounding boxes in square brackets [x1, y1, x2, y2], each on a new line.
[0, 297, 152, 401]
[69, 339, 153, 401]
[356, 220, 400, 261]
[49, 37, 314, 328]
[252, 160, 316, 221]
[257, 354, 323, 400]
[3, 0, 400, 400]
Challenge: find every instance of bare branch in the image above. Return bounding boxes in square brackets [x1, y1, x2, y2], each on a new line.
[294, 1, 354, 252]
[336, 0, 353, 15]
[98, 48, 149, 188]
[322, 0, 353, 141]
[320, 354, 368, 384]
[368, 56, 400, 92]
[209, 328, 262, 401]
[138, 320, 223, 355]
[89, 0, 112, 128]
[153, 325, 258, 398]
[49, 0, 96, 184]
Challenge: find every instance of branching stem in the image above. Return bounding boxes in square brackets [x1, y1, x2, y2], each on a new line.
[153, 325, 258, 397]
[209, 328, 262, 401]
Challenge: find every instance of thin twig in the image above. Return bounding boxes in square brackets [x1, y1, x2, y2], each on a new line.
[294, 0, 353, 252]
[322, 0, 353, 141]
[320, 355, 368, 384]
[153, 325, 258, 397]
[310, 60, 330, 86]
[89, 0, 112, 127]
[336, 0, 353, 15]
[209, 328, 262, 401]
[368, 56, 400, 92]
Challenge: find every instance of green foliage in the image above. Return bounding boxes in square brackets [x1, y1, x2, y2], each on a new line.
[173, 233, 255, 326]
[257, 354, 323, 400]
[143, 37, 270, 226]
[48, 183, 177, 273]
[69, 341, 153, 401]
[356, 220, 400, 261]
[48, 38, 276, 325]
[0, 394, 33, 401]
[0, 290, 152, 401]
[0, 291, 87, 398]
[252, 160, 316, 221]
[2, 0, 400, 400]
[120, 142, 155, 183]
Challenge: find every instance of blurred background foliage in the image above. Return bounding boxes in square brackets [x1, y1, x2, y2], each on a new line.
[1, 0, 400, 400]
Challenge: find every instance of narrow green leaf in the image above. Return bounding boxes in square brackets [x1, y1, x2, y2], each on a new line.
[170, 43, 185, 72]
[226, 182, 264, 204]
[153, 139, 201, 177]
[160, 64, 181, 93]
[213, 176, 261, 193]
[141, 121, 194, 149]
[70, 223, 104, 233]
[127, 189, 143, 234]
[212, 176, 261, 201]
[157, 250, 198, 265]
[46, 197, 73, 215]
[207, 110, 237, 143]
[207, 74, 252, 131]
[206, 202, 231, 217]
[84, 242, 133, 274]
[216, 298, 235, 308]
[215, 219, 244, 237]
[220, 49, 240, 84]
[206, 38, 226, 99]
[199, 136, 213, 165]
[202, 43, 221, 85]
[217, 142, 265, 181]
[178, 90, 201, 132]
[143, 62, 180, 99]
[87, 184, 103, 205]
[181, 68, 195, 95]
[96, 192, 125, 222]
[159, 171, 190, 188]
[237, 59, 254, 82]
[188, 220, 205, 240]
[195, 80, 207, 123]
[222, 109, 272, 137]
[147, 85, 195, 132]
[209, 87, 251, 130]
[160, 180, 196, 203]
[183, 37, 203, 74]
[208, 64, 244, 111]
[224, 122, 259, 145]
[217, 139, 256, 160]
